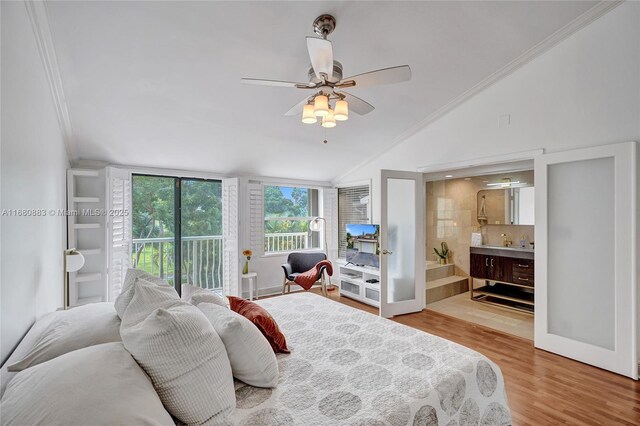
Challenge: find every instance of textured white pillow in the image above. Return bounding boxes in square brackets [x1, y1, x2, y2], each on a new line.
[119, 277, 182, 329]
[7, 302, 120, 372]
[120, 303, 235, 425]
[115, 268, 171, 318]
[0, 342, 174, 426]
[184, 284, 229, 308]
[198, 302, 279, 388]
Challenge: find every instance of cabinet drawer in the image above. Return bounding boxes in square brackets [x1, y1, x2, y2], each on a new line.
[341, 281, 360, 296]
[512, 260, 533, 274]
[512, 270, 534, 286]
[365, 287, 380, 302]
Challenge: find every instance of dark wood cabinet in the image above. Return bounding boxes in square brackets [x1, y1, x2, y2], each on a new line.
[470, 247, 535, 313]
[470, 253, 501, 281]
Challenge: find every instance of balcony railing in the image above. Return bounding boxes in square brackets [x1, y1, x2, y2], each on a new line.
[264, 232, 308, 253]
[132, 232, 309, 289]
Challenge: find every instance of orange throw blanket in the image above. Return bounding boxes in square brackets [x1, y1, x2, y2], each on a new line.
[293, 260, 333, 290]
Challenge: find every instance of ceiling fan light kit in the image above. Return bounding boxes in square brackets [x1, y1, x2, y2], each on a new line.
[241, 14, 411, 132]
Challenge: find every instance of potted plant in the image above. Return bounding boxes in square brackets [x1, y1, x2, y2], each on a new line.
[434, 242, 449, 265]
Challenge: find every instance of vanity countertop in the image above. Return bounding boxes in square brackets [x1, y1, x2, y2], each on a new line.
[470, 245, 534, 260]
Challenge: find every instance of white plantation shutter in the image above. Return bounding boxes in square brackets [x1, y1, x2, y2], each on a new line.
[323, 188, 339, 263]
[247, 183, 264, 257]
[222, 178, 240, 297]
[338, 185, 370, 258]
[106, 167, 132, 301]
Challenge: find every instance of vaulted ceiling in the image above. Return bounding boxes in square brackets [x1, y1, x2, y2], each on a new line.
[46, 1, 599, 181]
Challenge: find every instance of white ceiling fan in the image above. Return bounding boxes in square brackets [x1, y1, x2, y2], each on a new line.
[241, 14, 411, 128]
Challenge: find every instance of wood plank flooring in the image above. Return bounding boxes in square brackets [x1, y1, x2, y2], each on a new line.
[310, 288, 640, 426]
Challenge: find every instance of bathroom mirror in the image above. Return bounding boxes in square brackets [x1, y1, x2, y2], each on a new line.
[477, 186, 534, 225]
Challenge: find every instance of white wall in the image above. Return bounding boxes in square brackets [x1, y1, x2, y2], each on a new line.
[1, 2, 70, 364]
[336, 2, 640, 223]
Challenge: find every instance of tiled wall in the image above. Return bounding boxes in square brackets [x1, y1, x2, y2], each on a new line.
[426, 173, 534, 277]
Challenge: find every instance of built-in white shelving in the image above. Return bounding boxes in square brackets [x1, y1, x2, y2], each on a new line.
[67, 168, 108, 308]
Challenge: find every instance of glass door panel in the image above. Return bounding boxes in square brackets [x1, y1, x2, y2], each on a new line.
[131, 175, 176, 284]
[180, 179, 223, 292]
[380, 170, 425, 318]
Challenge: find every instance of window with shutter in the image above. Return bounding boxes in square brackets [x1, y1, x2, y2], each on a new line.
[247, 183, 264, 257]
[323, 188, 338, 262]
[106, 167, 132, 301]
[338, 185, 370, 258]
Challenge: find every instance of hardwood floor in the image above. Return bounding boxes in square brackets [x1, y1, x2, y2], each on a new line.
[311, 288, 640, 426]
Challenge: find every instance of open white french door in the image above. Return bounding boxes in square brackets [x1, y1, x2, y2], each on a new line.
[535, 142, 638, 379]
[380, 170, 425, 318]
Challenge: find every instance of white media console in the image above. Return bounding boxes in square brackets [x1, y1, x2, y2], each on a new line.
[337, 259, 380, 307]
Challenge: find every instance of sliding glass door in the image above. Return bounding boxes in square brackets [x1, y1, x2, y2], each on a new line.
[131, 175, 222, 294]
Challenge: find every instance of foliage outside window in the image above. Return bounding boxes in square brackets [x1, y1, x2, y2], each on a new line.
[264, 185, 320, 253]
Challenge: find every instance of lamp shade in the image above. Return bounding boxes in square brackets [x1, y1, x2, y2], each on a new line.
[321, 110, 336, 128]
[309, 217, 322, 232]
[334, 100, 349, 121]
[302, 104, 317, 124]
[313, 95, 329, 116]
[66, 251, 85, 272]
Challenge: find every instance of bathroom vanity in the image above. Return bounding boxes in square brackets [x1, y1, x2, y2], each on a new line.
[470, 245, 534, 313]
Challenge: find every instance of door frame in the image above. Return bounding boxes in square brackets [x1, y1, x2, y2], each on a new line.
[380, 169, 425, 318]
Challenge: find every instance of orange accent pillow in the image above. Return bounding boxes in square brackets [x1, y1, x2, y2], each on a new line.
[227, 297, 290, 353]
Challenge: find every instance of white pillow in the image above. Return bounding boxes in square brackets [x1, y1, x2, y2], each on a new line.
[0, 342, 174, 426]
[184, 284, 229, 308]
[115, 268, 171, 318]
[120, 303, 235, 425]
[119, 277, 182, 329]
[198, 302, 279, 388]
[7, 302, 120, 372]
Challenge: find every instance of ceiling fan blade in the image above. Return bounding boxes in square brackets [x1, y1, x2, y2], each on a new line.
[306, 36, 333, 80]
[241, 78, 309, 88]
[340, 65, 411, 89]
[339, 91, 375, 115]
[284, 96, 312, 117]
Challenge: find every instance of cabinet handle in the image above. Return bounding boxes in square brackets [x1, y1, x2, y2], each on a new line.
[517, 264, 529, 268]
[490, 259, 494, 267]
[517, 277, 530, 282]
[485, 259, 489, 267]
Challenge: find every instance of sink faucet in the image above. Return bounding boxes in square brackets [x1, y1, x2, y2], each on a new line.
[501, 233, 512, 247]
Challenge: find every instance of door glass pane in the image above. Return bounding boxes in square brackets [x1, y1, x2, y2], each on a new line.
[131, 175, 175, 284]
[387, 178, 416, 303]
[547, 157, 614, 350]
[180, 179, 223, 291]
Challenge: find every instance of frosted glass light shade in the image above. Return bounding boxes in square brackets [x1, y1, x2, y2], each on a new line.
[334, 100, 349, 121]
[313, 95, 329, 116]
[321, 110, 336, 128]
[302, 104, 317, 124]
[66, 252, 85, 272]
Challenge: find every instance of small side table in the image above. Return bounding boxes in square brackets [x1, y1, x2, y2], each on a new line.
[242, 272, 258, 300]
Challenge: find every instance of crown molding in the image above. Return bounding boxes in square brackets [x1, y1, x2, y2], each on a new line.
[24, 0, 75, 160]
[333, 0, 623, 184]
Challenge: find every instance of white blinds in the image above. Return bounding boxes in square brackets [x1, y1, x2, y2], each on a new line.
[222, 178, 239, 296]
[106, 167, 132, 301]
[338, 185, 370, 258]
[247, 182, 264, 257]
[322, 188, 338, 262]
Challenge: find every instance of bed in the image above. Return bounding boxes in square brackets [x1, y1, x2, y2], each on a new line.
[1, 292, 511, 425]
[231, 292, 511, 425]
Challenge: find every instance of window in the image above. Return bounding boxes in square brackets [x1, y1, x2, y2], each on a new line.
[131, 175, 223, 292]
[338, 185, 370, 258]
[264, 185, 320, 253]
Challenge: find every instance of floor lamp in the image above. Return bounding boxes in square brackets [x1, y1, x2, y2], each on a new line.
[64, 248, 85, 310]
[309, 217, 335, 291]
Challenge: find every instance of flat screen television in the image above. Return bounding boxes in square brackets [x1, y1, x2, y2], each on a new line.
[345, 224, 380, 269]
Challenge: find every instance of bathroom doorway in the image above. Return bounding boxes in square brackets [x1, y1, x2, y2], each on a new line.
[423, 166, 535, 340]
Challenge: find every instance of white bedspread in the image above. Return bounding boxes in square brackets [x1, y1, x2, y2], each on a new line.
[231, 292, 511, 425]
